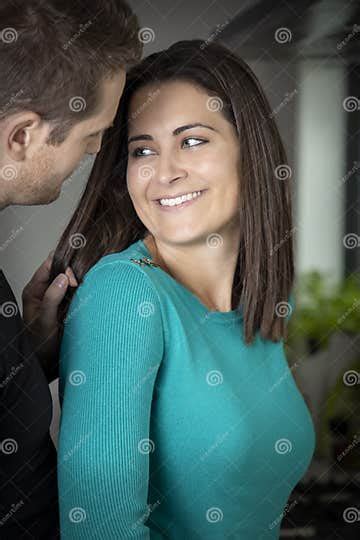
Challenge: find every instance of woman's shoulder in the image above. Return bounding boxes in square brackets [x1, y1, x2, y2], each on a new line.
[80, 239, 161, 297]
[65, 240, 165, 333]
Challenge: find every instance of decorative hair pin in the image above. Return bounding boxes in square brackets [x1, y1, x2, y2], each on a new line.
[130, 256, 160, 268]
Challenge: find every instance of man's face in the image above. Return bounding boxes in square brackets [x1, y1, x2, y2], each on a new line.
[0, 69, 126, 208]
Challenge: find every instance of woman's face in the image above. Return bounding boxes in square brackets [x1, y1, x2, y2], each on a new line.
[126, 80, 241, 246]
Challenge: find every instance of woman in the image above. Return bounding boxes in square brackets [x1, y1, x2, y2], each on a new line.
[52, 40, 316, 538]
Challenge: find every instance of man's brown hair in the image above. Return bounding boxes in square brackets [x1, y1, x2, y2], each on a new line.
[0, 0, 142, 145]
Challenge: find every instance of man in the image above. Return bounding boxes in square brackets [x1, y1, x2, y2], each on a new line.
[0, 1, 142, 537]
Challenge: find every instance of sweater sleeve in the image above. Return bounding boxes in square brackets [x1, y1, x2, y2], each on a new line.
[57, 260, 164, 539]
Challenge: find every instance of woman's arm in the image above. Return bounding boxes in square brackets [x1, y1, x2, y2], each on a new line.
[57, 261, 164, 539]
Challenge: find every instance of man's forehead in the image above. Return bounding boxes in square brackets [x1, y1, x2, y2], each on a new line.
[75, 71, 126, 133]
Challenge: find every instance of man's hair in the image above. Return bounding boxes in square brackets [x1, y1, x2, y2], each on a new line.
[0, 0, 142, 145]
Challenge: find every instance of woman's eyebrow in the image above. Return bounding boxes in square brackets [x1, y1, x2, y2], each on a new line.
[127, 122, 218, 144]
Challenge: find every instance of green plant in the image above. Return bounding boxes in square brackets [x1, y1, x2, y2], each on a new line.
[287, 270, 360, 351]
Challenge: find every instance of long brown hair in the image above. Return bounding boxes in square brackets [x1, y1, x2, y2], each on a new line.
[51, 39, 294, 345]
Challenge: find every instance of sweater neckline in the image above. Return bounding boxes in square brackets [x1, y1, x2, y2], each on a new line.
[136, 239, 243, 323]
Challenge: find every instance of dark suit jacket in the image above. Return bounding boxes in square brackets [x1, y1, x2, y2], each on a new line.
[0, 270, 59, 538]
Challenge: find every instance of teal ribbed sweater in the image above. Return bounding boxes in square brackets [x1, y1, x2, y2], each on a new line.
[58, 239, 316, 539]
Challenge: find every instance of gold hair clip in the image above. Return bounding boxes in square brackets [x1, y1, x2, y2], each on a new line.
[130, 256, 160, 268]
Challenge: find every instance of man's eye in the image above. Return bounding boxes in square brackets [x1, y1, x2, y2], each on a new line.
[182, 137, 207, 148]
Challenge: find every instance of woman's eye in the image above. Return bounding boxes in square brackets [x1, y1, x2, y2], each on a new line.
[130, 147, 155, 158]
[182, 137, 207, 148]
[129, 138, 206, 157]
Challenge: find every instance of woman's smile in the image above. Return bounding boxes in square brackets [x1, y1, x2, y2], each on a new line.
[154, 189, 208, 211]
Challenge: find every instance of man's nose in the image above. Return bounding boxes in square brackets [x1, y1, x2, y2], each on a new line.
[86, 136, 104, 156]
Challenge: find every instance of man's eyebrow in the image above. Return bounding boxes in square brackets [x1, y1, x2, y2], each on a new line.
[102, 121, 114, 130]
[127, 122, 217, 144]
[92, 121, 114, 135]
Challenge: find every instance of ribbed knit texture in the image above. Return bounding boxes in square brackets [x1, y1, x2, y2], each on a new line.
[58, 239, 316, 539]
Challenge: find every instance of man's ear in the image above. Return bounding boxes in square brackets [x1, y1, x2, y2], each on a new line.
[4, 112, 47, 161]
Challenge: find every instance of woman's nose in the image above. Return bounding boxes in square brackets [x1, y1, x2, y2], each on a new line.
[156, 154, 186, 184]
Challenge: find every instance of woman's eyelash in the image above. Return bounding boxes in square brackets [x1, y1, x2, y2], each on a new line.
[183, 137, 207, 147]
[131, 147, 154, 158]
[130, 137, 207, 158]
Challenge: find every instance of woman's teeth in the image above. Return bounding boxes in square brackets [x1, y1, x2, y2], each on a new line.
[159, 190, 203, 207]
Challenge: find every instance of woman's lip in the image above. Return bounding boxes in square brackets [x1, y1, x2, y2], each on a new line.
[155, 189, 207, 206]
